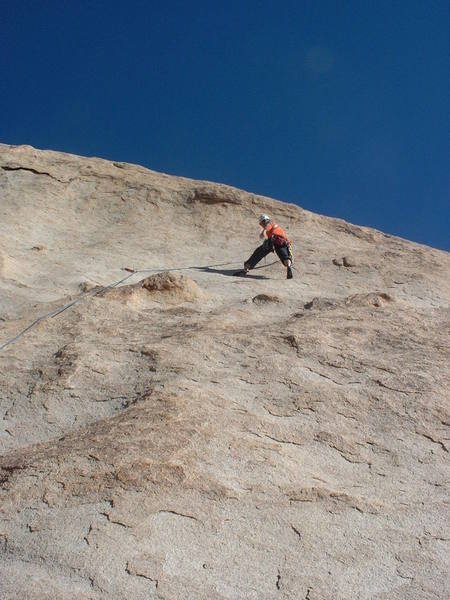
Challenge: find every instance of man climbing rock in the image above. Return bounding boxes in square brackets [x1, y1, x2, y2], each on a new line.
[242, 214, 293, 279]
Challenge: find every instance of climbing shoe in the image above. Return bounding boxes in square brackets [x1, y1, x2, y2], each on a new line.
[287, 266, 293, 279]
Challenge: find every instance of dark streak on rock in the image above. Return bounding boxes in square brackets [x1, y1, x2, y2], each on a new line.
[0, 463, 26, 486]
[84, 524, 93, 545]
[396, 569, 414, 581]
[101, 511, 129, 527]
[125, 562, 158, 586]
[264, 433, 302, 447]
[374, 379, 416, 395]
[304, 366, 361, 387]
[191, 189, 240, 205]
[157, 509, 199, 521]
[1, 165, 70, 184]
[416, 431, 448, 452]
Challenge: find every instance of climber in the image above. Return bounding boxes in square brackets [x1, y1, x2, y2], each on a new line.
[243, 214, 293, 279]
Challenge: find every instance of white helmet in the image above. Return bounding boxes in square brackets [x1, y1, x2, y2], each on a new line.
[258, 214, 271, 226]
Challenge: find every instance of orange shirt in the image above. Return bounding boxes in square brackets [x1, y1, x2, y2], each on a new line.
[264, 223, 290, 243]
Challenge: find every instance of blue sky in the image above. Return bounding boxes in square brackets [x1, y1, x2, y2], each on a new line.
[1, 1, 448, 250]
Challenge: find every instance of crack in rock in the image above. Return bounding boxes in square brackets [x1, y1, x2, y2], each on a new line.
[289, 486, 379, 514]
[263, 433, 303, 447]
[125, 564, 158, 584]
[125, 561, 159, 587]
[396, 568, 415, 581]
[1, 165, 72, 184]
[100, 511, 130, 528]
[83, 524, 93, 545]
[264, 406, 296, 418]
[303, 366, 361, 386]
[415, 429, 448, 452]
[374, 379, 418, 395]
[157, 509, 199, 522]
[190, 187, 241, 205]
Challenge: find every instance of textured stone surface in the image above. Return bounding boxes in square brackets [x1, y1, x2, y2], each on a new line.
[0, 143, 449, 599]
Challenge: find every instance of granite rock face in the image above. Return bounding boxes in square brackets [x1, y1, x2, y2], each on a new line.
[0, 143, 449, 600]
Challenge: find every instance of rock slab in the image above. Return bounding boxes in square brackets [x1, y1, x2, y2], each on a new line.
[0, 143, 449, 600]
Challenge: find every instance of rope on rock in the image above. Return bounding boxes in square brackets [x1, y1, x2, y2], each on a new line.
[0, 257, 278, 352]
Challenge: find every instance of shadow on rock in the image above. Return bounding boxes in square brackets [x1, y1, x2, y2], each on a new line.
[197, 266, 269, 280]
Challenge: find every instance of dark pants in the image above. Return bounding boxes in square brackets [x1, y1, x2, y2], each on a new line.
[245, 239, 291, 270]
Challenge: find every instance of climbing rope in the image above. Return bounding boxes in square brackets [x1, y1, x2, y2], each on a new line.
[0, 257, 279, 352]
